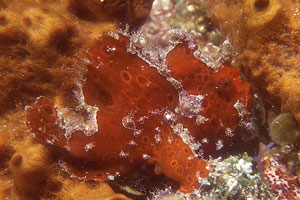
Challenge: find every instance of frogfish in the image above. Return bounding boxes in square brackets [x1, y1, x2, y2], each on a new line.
[26, 32, 251, 193]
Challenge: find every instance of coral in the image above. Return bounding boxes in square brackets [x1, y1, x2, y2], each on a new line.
[26, 32, 251, 193]
[21, 6, 72, 49]
[0, 172, 14, 200]
[0, 130, 10, 165]
[0, 109, 31, 167]
[57, 181, 131, 200]
[68, 0, 154, 29]
[8, 143, 50, 197]
[203, 153, 274, 199]
[0, 1, 85, 116]
[259, 147, 300, 199]
[204, 0, 300, 126]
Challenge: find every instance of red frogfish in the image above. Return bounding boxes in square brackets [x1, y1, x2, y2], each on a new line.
[26, 32, 251, 193]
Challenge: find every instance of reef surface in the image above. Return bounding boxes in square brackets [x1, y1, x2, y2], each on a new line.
[2, 0, 300, 199]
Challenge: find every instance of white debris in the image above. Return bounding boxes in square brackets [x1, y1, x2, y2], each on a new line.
[236, 158, 252, 174]
[178, 91, 204, 118]
[215, 139, 224, 150]
[107, 175, 115, 181]
[225, 127, 234, 137]
[56, 77, 99, 141]
[84, 142, 96, 152]
[122, 112, 137, 130]
[234, 100, 248, 118]
[134, 130, 142, 137]
[201, 138, 209, 144]
[154, 133, 162, 144]
[163, 109, 177, 125]
[196, 115, 208, 125]
[143, 154, 151, 160]
[128, 140, 137, 146]
[46, 135, 58, 145]
[172, 123, 201, 153]
[119, 150, 130, 158]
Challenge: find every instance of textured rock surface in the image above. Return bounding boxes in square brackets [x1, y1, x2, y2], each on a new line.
[205, 0, 300, 124]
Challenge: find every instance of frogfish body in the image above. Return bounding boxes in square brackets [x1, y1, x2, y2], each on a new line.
[26, 32, 251, 193]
